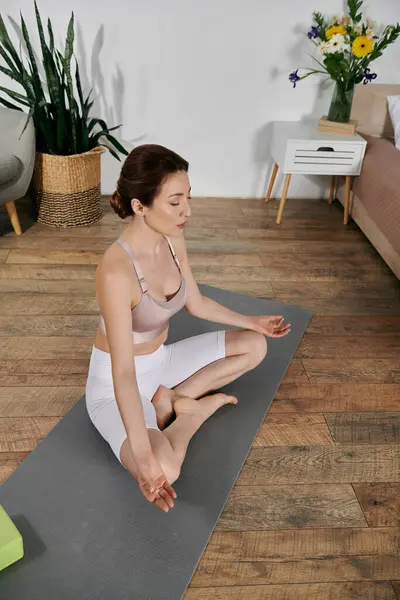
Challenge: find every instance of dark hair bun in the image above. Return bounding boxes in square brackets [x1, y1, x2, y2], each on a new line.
[110, 144, 189, 220]
[110, 189, 132, 219]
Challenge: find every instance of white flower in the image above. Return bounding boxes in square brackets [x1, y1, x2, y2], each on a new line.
[318, 34, 347, 55]
[328, 33, 347, 53]
[318, 41, 332, 55]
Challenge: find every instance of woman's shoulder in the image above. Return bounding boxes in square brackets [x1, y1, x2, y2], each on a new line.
[96, 241, 140, 297]
[98, 241, 127, 272]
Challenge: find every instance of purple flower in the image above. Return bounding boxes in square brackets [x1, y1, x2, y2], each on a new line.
[307, 25, 320, 39]
[363, 68, 377, 85]
[289, 69, 300, 88]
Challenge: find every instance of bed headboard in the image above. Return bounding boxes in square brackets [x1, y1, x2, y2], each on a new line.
[351, 83, 400, 138]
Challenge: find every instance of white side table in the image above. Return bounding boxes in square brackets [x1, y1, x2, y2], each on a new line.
[265, 121, 367, 225]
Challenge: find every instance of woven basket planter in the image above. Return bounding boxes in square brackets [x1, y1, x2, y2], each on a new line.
[33, 146, 106, 228]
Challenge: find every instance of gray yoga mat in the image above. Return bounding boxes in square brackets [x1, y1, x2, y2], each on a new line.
[0, 284, 311, 600]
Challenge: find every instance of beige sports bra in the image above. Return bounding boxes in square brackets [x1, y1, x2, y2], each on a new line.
[99, 235, 188, 344]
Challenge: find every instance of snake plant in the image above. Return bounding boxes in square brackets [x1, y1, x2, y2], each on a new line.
[0, 2, 128, 160]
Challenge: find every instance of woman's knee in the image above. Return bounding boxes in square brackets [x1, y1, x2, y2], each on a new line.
[226, 329, 267, 367]
[148, 429, 181, 484]
[121, 431, 181, 485]
[247, 331, 268, 366]
[158, 458, 181, 485]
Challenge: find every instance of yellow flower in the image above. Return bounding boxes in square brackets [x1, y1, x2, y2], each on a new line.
[352, 35, 374, 57]
[326, 25, 347, 39]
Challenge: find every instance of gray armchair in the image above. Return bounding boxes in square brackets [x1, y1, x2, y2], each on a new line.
[0, 106, 36, 235]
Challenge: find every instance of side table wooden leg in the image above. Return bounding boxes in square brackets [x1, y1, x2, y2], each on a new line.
[329, 175, 335, 204]
[4, 200, 22, 236]
[265, 162, 279, 203]
[344, 176, 351, 225]
[276, 173, 291, 225]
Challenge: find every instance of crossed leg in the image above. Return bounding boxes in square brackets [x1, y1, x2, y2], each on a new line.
[120, 329, 267, 511]
[152, 329, 268, 429]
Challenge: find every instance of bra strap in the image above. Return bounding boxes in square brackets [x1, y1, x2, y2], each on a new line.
[163, 235, 181, 270]
[116, 239, 148, 294]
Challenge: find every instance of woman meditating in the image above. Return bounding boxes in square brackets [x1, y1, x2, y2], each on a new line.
[85, 144, 291, 513]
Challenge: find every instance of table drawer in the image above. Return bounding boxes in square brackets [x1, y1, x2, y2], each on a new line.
[285, 140, 364, 174]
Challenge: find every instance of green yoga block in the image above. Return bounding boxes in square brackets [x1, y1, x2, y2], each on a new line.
[0, 505, 24, 571]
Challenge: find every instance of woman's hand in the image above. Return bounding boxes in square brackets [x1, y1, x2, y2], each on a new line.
[137, 452, 177, 513]
[248, 315, 291, 338]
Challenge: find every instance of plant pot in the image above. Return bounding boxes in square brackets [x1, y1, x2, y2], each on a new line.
[327, 81, 355, 124]
[32, 146, 106, 227]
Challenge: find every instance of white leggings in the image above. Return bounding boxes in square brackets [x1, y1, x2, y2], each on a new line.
[85, 330, 226, 463]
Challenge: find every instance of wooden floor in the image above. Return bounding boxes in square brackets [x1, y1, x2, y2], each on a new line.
[1, 195, 399, 599]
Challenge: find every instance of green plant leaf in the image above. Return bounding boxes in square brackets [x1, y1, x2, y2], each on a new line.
[102, 133, 129, 156]
[0, 14, 26, 74]
[0, 85, 30, 106]
[19, 105, 34, 138]
[34, 1, 47, 57]
[0, 41, 20, 73]
[35, 3, 63, 131]
[88, 117, 121, 135]
[0, 39, 35, 101]
[323, 53, 350, 81]
[81, 91, 95, 133]
[87, 117, 101, 134]
[47, 17, 54, 54]
[347, 0, 363, 23]
[45, 49, 62, 106]
[53, 49, 64, 81]
[312, 11, 326, 39]
[20, 13, 45, 105]
[74, 58, 85, 113]
[306, 52, 328, 72]
[74, 101, 89, 153]
[100, 144, 122, 161]
[34, 2, 63, 112]
[0, 65, 30, 93]
[38, 102, 56, 152]
[62, 13, 77, 153]
[90, 124, 122, 146]
[0, 96, 23, 111]
[91, 118, 112, 133]
[84, 93, 94, 113]
[88, 118, 127, 155]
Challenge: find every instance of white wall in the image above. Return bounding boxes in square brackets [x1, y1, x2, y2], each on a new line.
[1, 0, 399, 198]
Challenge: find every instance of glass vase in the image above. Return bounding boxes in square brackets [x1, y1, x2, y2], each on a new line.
[327, 81, 355, 123]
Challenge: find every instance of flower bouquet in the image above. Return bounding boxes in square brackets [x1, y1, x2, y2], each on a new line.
[289, 0, 400, 123]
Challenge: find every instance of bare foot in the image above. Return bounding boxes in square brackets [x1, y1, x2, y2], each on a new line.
[152, 385, 176, 429]
[174, 393, 238, 424]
